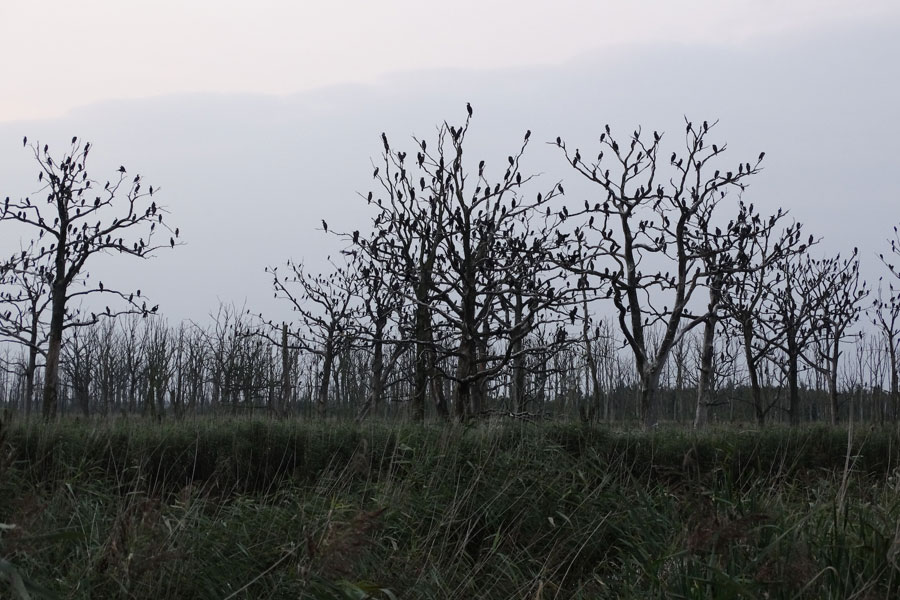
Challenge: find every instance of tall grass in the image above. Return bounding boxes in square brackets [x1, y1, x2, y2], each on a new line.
[2, 418, 899, 598]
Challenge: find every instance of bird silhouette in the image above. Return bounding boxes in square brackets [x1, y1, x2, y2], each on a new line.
[466, 102, 473, 117]
[322, 220, 328, 232]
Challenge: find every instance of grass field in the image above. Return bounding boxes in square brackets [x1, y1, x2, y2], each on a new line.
[2, 418, 900, 599]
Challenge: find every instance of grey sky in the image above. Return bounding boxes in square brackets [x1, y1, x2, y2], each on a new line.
[1, 2, 899, 322]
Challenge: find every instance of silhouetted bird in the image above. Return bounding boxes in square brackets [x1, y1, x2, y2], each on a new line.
[118, 166, 126, 173]
[322, 220, 328, 232]
[466, 102, 473, 117]
[170, 237, 175, 248]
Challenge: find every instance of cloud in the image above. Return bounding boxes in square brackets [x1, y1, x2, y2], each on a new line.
[0, 16, 897, 322]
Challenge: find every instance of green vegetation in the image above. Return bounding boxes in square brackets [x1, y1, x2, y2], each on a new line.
[2, 419, 900, 598]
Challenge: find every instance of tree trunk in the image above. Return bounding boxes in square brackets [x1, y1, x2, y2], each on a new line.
[357, 317, 385, 421]
[279, 323, 290, 417]
[639, 364, 661, 427]
[890, 343, 898, 423]
[787, 329, 800, 426]
[411, 300, 430, 422]
[24, 342, 37, 418]
[742, 327, 766, 426]
[694, 283, 721, 429]
[454, 336, 477, 420]
[828, 337, 840, 425]
[41, 280, 67, 421]
[317, 335, 335, 417]
[582, 294, 602, 422]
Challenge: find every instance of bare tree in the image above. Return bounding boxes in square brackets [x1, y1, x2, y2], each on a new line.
[716, 211, 806, 426]
[804, 252, 867, 424]
[354, 108, 565, 420]
[1, 138, 178, 419]
[558, 119, 764, 426]
[871, 283, 900, 422]
[0, 255, 51, 413]
[268, 260, 360, 416]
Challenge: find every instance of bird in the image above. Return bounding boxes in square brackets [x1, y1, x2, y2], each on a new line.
[118, 166, 126, 173]
[170, 237, 175, 248]
[524, 130, 531, 141]
[22, 136, 27, 147]
[322, 220, 328, 232]
[466, 102, 473, 117]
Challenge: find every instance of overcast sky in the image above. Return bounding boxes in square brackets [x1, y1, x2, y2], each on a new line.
[1, 1, 899, 322]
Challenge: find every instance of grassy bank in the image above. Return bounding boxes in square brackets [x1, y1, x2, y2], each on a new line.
[2, 419, 900, 598]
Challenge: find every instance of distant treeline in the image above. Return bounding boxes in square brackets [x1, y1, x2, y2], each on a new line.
[1, 111, 899, 426]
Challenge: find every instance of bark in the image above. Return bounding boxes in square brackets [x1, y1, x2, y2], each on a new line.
[411, 301, 430, 421]
[357, 316, 386, 421]
[694, 281, 722, 428]
[786, 323, 800, 426]
[639, 364, 662, 427]
[742, 327, 766, 426]
[316, 332, 335, 417]
[890, 343, 899, 423]
[41, 278, 66, 421]
[827, 337, 840, 425]
[582, 294, 602, 421]
[279, 323, 290, 417]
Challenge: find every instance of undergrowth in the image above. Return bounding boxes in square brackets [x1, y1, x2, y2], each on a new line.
[1, 418, 899, 599]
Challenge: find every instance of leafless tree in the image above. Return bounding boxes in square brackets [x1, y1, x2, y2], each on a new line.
[717, 212, 806, 426]
[0, 255, 51, 413]
[1, 138, 179, 419]
[871, 283, 900, 422]
[268, 260, 360, 416]
[557, 119, 764, 426]
[804, 252, 867, 424]
[354, 108, 566, 420]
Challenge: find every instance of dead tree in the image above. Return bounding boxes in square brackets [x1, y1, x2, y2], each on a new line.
[1, 138, 178, 419]
[0, 256, 51, 414]
[694, 205, 805, 426]
[871, 283, 900, 422]
[877, 224, 900, 422]
[351, 260, 408, 421]
[804, 252, 867, 424]
[354, 108, 565, 420]
[268, 260, 359, 417]
[719, 216, 808, 425]
[557, 119, 763, 427]
[761, 253, 832, 425]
